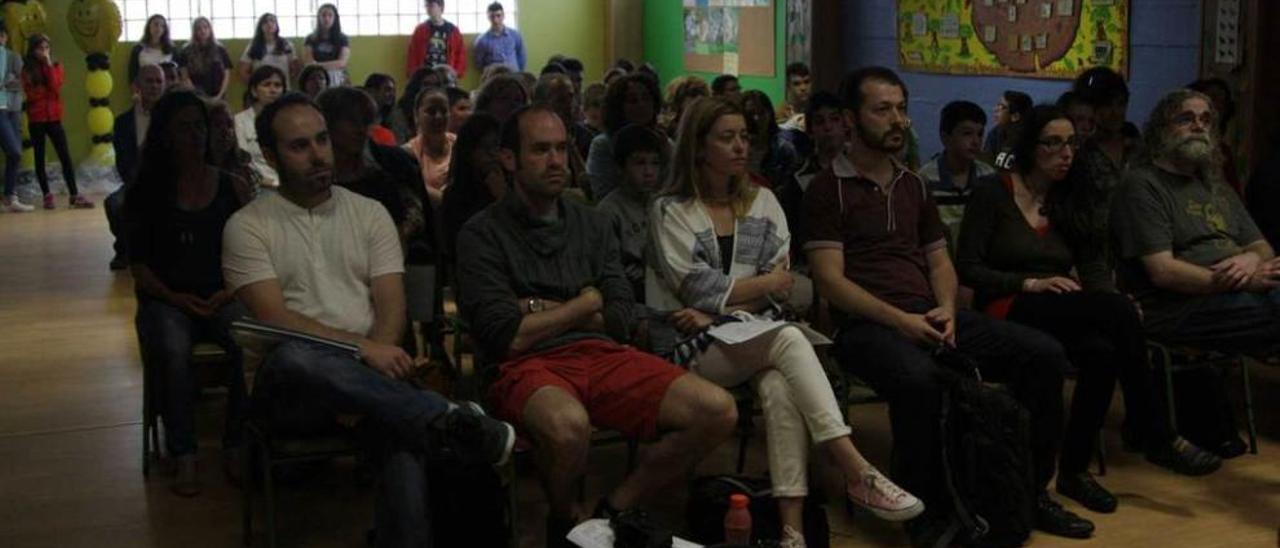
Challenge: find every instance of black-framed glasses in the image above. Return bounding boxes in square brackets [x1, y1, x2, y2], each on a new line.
[1037, 137, 1080, 152]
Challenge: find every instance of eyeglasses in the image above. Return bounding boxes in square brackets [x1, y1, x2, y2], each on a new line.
[1037, 137, 1079, 152]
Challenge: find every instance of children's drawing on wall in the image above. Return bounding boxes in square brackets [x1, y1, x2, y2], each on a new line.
[897, 0, 1128, 79]
[786, 0, 810, 66]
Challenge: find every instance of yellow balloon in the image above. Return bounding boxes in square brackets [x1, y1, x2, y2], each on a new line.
[90, 142, 114, 164]
[67, 0, 122, 55]
[88, 107, 113, 135]
[4, 2, 48, 57]
[86, 70, 113, 98]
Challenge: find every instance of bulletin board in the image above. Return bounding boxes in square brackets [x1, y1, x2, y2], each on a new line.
[897, 0, 1129, 80]
[683, 0, 775, 77]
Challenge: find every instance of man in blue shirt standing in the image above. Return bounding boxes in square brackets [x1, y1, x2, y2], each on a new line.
[473, 2, 526, 72]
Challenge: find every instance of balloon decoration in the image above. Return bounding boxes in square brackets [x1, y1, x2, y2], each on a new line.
[2, 0, 47, 170]
[66, 0, 120, 166]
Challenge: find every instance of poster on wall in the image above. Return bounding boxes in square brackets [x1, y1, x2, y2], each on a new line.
[896, 0, 1128, 79]
[683, 0, 774, 76]
[786, 0, 811, 66]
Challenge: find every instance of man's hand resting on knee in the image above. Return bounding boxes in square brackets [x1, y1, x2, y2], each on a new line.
[359, 340, 415, 379]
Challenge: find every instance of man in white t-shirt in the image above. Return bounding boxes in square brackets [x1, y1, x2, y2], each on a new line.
[222, 92, 514, 547]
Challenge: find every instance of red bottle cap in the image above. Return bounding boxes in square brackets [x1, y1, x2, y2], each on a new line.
[729, 493, 749, 509]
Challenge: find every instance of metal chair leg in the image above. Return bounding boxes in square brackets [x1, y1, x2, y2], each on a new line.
[1095, 431, 1107, 477]
[242, 436, 255, 546]
[1241, 359, 1259, 454]
[261, 442, 277, 548]
[625, 439, 638, 473]
[142, 366, 153, 477]
[1162, 351, 1178, 433]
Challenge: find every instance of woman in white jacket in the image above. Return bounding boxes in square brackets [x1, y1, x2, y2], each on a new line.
[647, 97, 923, 548]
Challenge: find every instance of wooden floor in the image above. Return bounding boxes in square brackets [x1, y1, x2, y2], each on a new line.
[1, 201, 1278, 548]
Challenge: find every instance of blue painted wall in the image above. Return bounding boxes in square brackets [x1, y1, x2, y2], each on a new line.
[843, 0, 1202, 161]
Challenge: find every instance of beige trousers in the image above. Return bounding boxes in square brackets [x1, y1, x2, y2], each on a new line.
[691, 325, 850, 496]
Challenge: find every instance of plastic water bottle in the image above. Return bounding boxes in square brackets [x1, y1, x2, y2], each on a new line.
[724, 493, 752, 544]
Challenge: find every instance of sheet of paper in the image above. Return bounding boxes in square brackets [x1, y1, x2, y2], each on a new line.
[566, 519, 703, 548]
[707, 320, 787, 345]
[706, 320, 832, 346]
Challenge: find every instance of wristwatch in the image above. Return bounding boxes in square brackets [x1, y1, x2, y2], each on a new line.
[527, 297, 545, 313]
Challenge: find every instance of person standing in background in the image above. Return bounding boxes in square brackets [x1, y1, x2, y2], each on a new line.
[0, 26, 28, 212]
[23, 34, 90, 209]
[303, 4, 351, 87]
[176, 17, 232, 100]
[472, 2, 526, 72]
[406, 0, 466, 79]
[127, 14, 174, 84]
[238, 13, 298, 85]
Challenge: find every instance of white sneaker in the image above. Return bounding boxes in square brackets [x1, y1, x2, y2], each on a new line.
[848, 467, 926, 522]
[3, 196, 33, 212]
[780, 525, 807, 548]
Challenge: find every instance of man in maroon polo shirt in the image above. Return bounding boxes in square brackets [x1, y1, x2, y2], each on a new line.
[804, 66, 1091, 545]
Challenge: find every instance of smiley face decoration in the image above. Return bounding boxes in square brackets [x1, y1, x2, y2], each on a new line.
[66, 0, 121, 164]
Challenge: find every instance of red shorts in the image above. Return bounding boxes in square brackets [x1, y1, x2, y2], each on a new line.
[488, 338, 686, 440]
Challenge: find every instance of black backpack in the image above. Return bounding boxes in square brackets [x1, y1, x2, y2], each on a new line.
[685, 475, 829, 548]
[933, 350, 1035, 548]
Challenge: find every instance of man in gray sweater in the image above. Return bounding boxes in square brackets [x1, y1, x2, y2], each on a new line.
[456, 105, 737, 548]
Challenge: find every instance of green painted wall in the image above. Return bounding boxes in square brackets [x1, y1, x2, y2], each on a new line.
[43, 0, 605, 165]
[642, 0, 786, 106]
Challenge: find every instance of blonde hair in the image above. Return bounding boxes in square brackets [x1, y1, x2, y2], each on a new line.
[662, 96, 757, 218]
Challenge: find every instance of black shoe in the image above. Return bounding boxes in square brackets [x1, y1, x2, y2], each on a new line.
[1056, 472, 1117, 514]
[1035, 492, 1095, 539]
[109, 254, 127, 271]
[905, 511, 953, 548]
[1212, 436, 1248, 459]
[431, 401, 515, 466]
[1145, 436, 1222, 476]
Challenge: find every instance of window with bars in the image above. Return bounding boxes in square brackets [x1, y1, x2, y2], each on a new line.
[119, 0, 518, 42]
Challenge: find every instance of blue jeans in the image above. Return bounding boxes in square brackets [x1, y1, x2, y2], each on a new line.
[135, 296, 248, 457]
[835, 306, 1067, 510]
[1151, 288, 1280, 355]
[254, 340, 454, 547]
[0, 110, 20, 197]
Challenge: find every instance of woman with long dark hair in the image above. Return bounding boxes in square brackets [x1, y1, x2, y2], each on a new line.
[176, 17, 232, 99]
[648, 98, 923, 546]
[125, 90, 248, 497]
[238, 13, 298, 85]
[128, 14, 174, 84]
[956, 105, 1223, 515]
[205, 98, 259, 204]
[440, 113, 503, 263]
[22, 34, 89, 209]
[303, 3, 351, 87]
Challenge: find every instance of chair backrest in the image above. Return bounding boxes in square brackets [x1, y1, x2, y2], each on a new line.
[405, 264, 438, 324]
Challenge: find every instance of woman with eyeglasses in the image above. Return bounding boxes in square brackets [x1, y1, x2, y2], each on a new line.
[956, 105, 1223, 517]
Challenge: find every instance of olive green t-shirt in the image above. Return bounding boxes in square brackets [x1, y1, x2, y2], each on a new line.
[1112, 163, 1263, 331]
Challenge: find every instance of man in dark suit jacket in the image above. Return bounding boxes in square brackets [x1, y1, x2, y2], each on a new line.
[107, 64, 165, 270]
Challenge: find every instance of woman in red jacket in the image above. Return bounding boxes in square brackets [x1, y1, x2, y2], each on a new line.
[23, 34, 90, 209]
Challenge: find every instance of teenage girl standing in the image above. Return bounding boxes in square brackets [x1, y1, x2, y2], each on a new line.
[23, 34, 91, 209]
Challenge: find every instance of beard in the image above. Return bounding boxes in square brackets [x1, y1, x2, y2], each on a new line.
[854, 119, 907, 153]
[1162, 132, 1217, 168]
